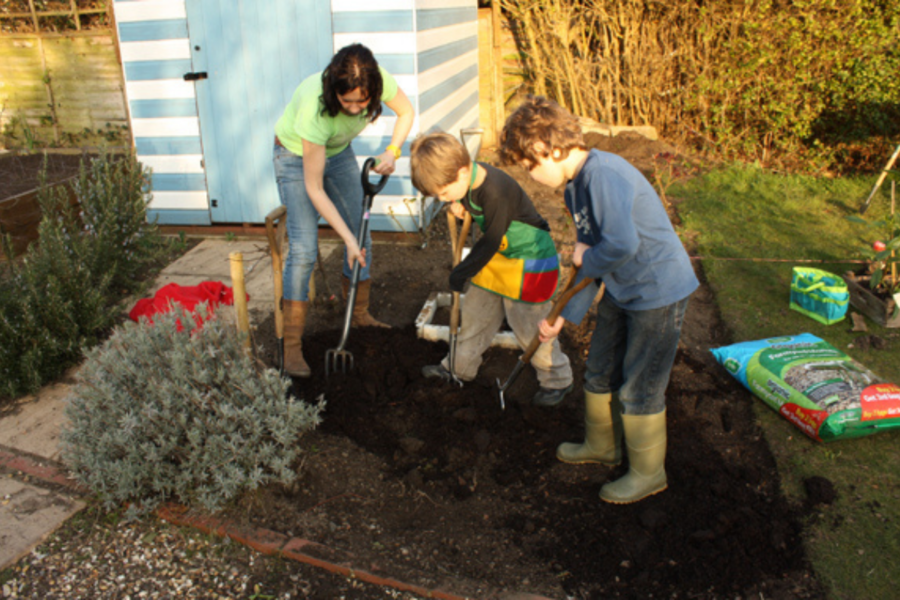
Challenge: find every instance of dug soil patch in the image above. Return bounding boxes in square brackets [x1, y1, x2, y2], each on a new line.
[237, 135, 825, 599]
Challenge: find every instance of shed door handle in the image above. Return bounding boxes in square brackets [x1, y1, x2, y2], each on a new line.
[184, 72, 208, 81]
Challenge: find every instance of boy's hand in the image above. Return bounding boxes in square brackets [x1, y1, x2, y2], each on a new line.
[572, 242, 590, 267]
[538, 316, 565, 343]
[449, 202, 467, 219]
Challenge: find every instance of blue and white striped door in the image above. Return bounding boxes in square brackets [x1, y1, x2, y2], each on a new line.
[184, 0, 333, 223]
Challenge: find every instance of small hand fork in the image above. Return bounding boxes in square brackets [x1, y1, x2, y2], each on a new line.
[495, 268, 600, 409]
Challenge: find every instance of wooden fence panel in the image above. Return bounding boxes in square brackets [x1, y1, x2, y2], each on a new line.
[1, 34, 127, 148]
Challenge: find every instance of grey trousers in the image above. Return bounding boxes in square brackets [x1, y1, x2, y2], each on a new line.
[441, 284, 573, 390]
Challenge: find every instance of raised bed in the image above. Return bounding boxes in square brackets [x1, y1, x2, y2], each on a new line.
[842, 272, 900, 328]
[0, 178, 79, 258]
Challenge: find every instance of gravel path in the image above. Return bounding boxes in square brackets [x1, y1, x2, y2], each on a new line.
[1, 501, 426, 600]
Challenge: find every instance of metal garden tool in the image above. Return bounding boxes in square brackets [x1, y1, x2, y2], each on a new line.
[265, 205, 287, 376]
[446, 210, 473, 386]
[495, 267, 602, 409]
[859, 143, 900, 214]
[459, 127, 484, 163]
[325, 157, 389, 376]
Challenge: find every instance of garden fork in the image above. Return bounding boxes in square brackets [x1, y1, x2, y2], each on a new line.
[325, 157, 389, 376]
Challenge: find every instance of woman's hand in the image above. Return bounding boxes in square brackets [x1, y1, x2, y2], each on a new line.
[373, 152, 395, 175]
[374, 87, 414, 176]
[302, 140, 360, 248]
[538, 315, 566, 343]
[346, 244, 367, 270]
[573, 242, 590, 267]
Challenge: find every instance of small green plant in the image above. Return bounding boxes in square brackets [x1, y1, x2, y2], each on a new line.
[0, 153, 167, 399]
[846, 212, 900, 294]
[61, 305, 324, 516]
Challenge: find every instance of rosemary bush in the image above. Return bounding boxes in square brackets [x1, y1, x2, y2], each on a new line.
[61, 305, 324, 515]
[0, 153, 166, 399]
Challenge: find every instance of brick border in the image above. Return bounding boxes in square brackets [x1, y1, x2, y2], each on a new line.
[0, 447, 481, 600]
[0, 447, 86, 492]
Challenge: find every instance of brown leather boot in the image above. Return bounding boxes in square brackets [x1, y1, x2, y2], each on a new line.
[283, 299, 311, 377]
[342, 277, 390, 328]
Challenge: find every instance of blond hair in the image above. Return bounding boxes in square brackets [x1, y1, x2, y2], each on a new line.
[410, 132, 470, 196]
[499, 96, 586, 169]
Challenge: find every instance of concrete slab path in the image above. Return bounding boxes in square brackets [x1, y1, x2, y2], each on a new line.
[0, 476, 84, 570]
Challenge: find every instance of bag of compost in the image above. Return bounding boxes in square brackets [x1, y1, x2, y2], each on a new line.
[712, 333, 900, 442]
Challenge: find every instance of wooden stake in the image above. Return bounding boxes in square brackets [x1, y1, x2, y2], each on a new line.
[892, 180, 897, 288]
[229, 251, 252, 351]
[491, 0, 504, 144]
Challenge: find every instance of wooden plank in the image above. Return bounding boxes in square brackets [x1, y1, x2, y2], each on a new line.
[843, 274, 900, 328]
[1, 35, 128, 147]
[0, 177, 79, 258]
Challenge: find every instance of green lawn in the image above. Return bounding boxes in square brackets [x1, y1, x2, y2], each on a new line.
[675, 164, 900, 600]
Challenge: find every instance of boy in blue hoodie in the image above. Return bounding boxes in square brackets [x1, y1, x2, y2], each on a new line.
[500, 96, 698, 504]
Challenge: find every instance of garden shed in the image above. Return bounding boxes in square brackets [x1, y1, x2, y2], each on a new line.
[112, 0, 479, 230]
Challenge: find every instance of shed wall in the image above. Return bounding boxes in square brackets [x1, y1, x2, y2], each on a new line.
[112, 0, 478, 230]
[113, 0, 208, 225]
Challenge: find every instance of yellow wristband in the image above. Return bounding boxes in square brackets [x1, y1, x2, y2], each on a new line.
[386, 144, 402, 160]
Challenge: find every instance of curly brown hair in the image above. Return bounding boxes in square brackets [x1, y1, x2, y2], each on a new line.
[320, 44, 383, 123]
[409, 132, 470, 196]
[499, 96, 585, 169]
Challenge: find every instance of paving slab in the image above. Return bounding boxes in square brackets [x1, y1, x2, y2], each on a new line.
[149, 238, 342, 321]
[0, 476, 84, 570]
[0, 379, 73, 462]
[152, 238, 277, 315]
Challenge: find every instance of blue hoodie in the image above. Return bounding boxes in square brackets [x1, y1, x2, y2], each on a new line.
[561, 149, 698, 323]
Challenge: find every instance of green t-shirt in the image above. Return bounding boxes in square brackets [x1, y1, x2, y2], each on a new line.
[274, 66, 399, 157]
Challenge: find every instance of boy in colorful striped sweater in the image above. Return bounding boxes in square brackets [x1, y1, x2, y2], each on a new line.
[410, 132, 574, 407]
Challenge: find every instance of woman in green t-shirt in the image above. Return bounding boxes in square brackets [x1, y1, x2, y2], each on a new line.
[273, 44, 414, 377]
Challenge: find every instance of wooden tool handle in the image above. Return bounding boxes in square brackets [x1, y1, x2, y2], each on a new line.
[861, 144, 900, 214]
[452, 211, 473, 266]
[448, 212, 472, 337]
[446, 210, 458, 260]
[520, 268, 602, 363]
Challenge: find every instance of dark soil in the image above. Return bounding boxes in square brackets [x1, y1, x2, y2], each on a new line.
[0, 152, 89, 200]
[237, 134, 827, 599]
[0, 152, 95, 256]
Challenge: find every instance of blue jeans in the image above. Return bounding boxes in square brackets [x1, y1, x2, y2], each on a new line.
[584, 294, 689, 415]
[273, 143, 372, 301]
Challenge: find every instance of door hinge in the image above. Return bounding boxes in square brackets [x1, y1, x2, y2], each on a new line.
[184, 72, 208, 81]
[211, 199, 218, 208]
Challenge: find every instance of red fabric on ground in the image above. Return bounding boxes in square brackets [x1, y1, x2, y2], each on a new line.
[129, 281, 248, 330]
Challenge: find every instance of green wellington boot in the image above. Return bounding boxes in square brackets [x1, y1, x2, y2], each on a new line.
[556, 391, 623, 465]
[600, 410, 668, 504]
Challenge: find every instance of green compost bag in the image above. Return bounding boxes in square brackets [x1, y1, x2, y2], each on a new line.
[711, 333, 900, 442]
[789, 267, 849, 325]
